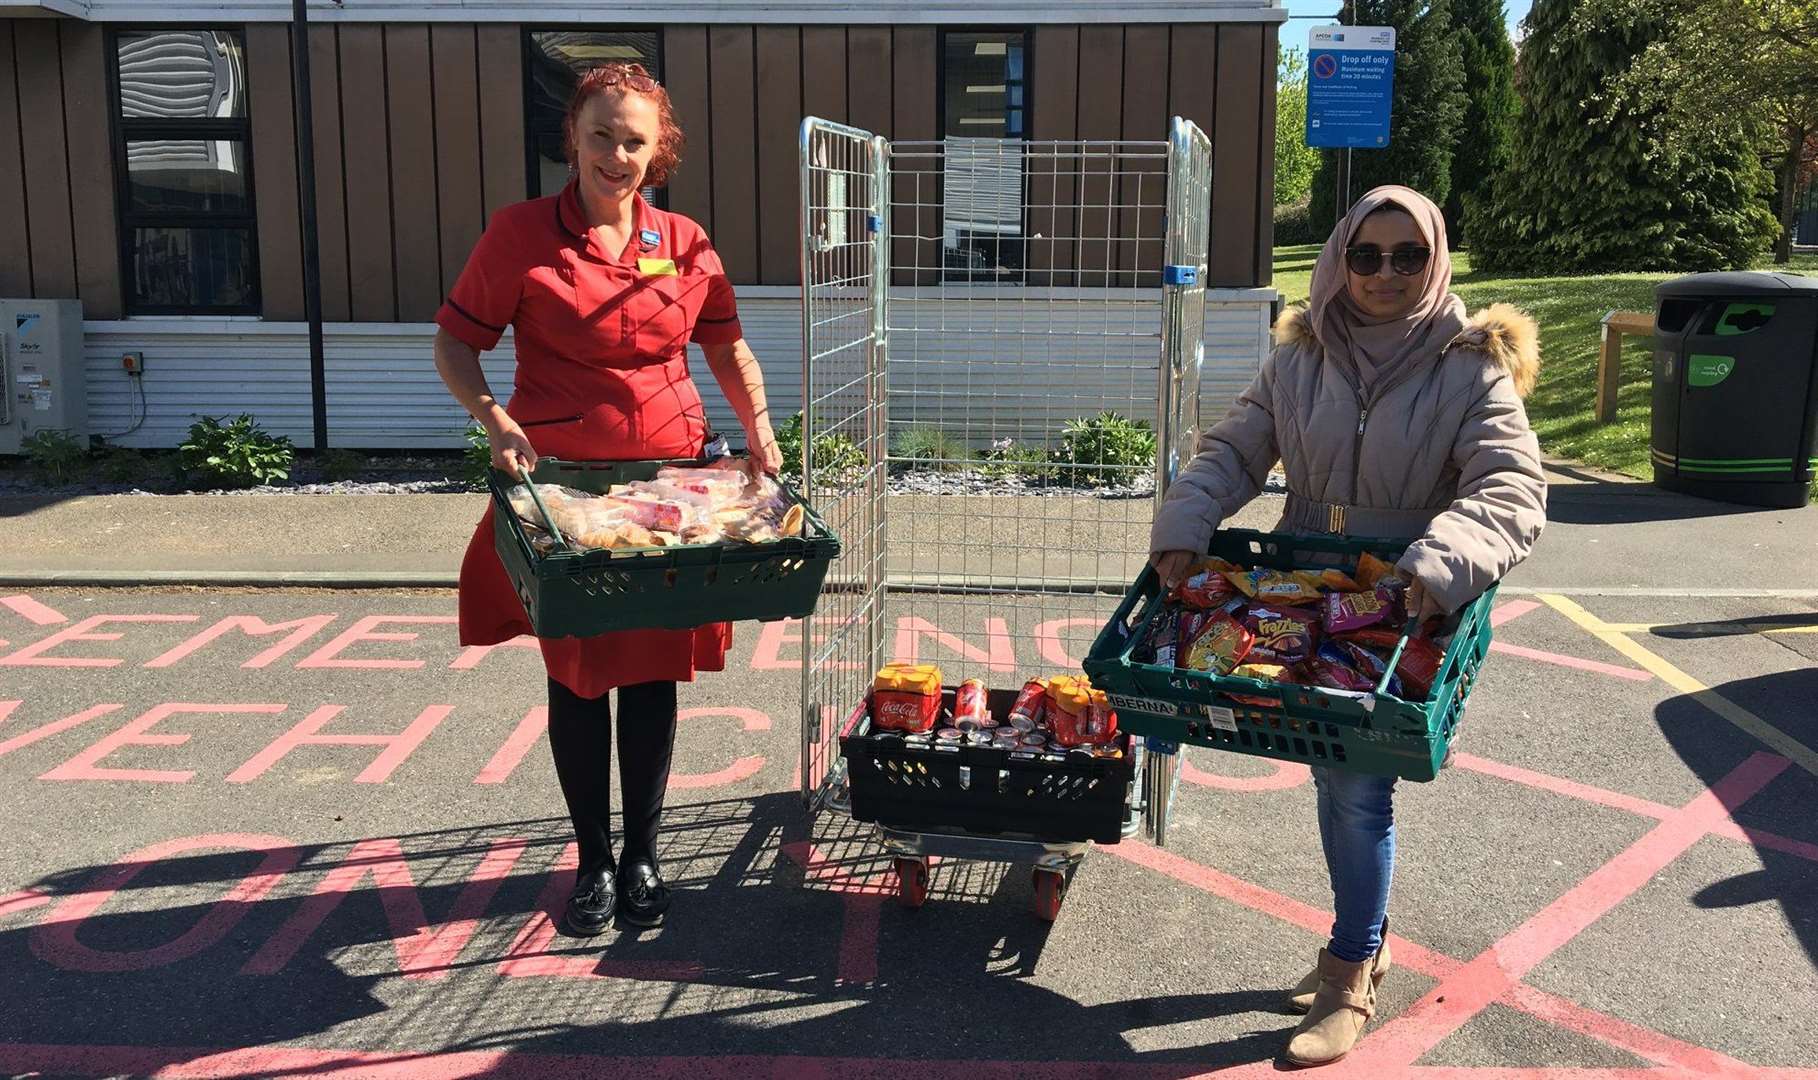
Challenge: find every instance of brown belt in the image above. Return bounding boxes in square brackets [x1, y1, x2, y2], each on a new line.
[1280, 494, 1441, 540]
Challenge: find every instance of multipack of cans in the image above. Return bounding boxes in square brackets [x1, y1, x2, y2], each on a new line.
[869, 665, 1125, 759]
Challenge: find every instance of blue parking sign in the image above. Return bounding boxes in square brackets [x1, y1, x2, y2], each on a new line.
[1306, 25, 1397, 149]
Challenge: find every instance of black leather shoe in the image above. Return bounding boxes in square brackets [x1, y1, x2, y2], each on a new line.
[561, 869, 616, 937]
[616, 860, 671, 928]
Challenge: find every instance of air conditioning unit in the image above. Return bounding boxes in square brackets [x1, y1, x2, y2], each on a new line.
[0, 298, 87, 455]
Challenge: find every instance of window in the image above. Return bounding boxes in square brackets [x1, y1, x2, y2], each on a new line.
[524, 30, 662, 204]
[111, 29, 259, 315]
[941, 30, 1027, 283]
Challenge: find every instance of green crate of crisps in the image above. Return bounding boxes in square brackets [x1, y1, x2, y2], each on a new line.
[1082, 528, 1498, 782]
[488, 457, 841, 638]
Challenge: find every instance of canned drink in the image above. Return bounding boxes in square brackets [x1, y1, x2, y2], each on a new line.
[956, 719, 979, 734]
[976, 716, 1000, 730]
[1020, 732, 1047, 748]
[1010, 716, 1036, 734]
[953, 679, 990, 725]
[993, 735, 1019, 750]
[1006, 679, 1048, 728]
[936, 727, 962, 742]
[965, 731, 995, 746]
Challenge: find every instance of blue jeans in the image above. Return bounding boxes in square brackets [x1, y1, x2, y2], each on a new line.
[1313, 766, 1397, 963]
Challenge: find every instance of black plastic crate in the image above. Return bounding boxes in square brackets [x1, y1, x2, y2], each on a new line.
[838, 686, 1134, 845]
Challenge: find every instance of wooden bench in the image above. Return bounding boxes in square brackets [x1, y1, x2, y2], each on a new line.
[1596, 310, 1656, 423]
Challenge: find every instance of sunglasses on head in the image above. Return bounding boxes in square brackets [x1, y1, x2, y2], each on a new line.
[1345, 244, 1432, 277]
[597, 67, 660, 92]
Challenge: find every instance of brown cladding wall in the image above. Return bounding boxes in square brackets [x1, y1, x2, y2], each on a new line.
[3, 17, 1276, 319]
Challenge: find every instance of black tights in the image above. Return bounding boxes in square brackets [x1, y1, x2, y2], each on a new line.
[545, 677, 678, 879]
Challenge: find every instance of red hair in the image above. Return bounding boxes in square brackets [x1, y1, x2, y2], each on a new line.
[562, 62, 685, 188]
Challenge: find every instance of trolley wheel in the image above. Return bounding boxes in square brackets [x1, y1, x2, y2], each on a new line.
[894, 857, 929, 909]
[1032, 868, 1065, 922]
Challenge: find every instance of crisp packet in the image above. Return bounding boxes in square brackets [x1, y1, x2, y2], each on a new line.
[1321, 586, 1405, 634]
[1327, 640, 1406, 698]
[1226, 567, 1359, 604]
[1182, 612, 1255, 675]
[1177, 558, 1242, 609]
[1138, 605, 1182, 666]
[1243, 605, 1320, 664]
[1228, 661, 1291, 707]
[1354, 552, 1403, 590]
[1307, 642, 1378, 692]
[1176, 609, 1210, 660]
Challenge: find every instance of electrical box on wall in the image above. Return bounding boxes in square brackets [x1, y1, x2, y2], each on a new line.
[0, 299, 87, 455]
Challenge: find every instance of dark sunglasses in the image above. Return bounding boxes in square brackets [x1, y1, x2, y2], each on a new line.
[597, 68, 660, 92]
[1345, 244, 1432, 277]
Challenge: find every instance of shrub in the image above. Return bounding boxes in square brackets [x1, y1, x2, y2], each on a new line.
[96, 445, 154, 486]
[980, 437, 1056, 482]
[318, 448, 367, 482]
[464, 423, 493, 491]
[774, 412, 867, 487]
[22, 428, 87, 486]
[1058, 411, 1155, 487]
[1274, 201, 1319, 247]
[891, 425, 974, 473]
[178, 414, 294, 489]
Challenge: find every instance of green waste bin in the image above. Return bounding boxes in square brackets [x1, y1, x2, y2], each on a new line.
[1651, 272, 1818, 508]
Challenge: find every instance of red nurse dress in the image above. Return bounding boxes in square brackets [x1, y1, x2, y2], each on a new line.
[436, 179, 745, 699]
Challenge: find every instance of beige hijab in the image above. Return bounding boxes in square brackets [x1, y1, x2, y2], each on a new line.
[1306, 185, 1468, 392]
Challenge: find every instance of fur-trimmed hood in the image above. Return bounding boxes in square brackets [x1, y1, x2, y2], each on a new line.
[1272, 302, 1541, 398]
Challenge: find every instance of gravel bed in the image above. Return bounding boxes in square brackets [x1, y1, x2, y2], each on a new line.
[0, 458, 1286, 499]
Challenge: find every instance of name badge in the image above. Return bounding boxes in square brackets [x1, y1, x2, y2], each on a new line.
[638, 257, 679, 276]
[638, 228, 662, 248]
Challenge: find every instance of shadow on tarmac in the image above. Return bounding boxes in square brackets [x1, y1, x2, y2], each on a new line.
[1543, 472, 1771, 526]
[3, 794, 1296, 1071]
[1656, 666, 1818, 973]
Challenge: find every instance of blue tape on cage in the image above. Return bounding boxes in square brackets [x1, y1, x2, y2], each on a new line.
[1163, 265, 1198, 286]
[1144, 737, 1181, 755]
[867, 214, 883, 233]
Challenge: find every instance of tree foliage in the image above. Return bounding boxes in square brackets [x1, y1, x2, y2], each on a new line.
[1465, 0, 1778, 273]
[1573, 0, 1818, 262]
[1275, 49, 1322, 207]
[1447, 0, 1519, 245]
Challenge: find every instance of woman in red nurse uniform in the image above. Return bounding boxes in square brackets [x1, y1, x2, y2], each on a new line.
[432, 63, 783, 937]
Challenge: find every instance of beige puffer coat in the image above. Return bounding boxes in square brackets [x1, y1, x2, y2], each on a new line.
[1150, 302, 1547, 614]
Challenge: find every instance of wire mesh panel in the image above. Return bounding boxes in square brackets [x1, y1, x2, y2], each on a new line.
[877, 134, 1196, 689]
[798, 119, 889, 807]
[797, 118, 1215, 809]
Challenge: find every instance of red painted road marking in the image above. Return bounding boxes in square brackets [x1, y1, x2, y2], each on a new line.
[1485, 598, 1652, 681]
[1350, 751, 1789, 1072]
[1489, 640, 1653, 681]
[0, 887, 53, 918]
[4, 1044, 1805, 1080]
[0, 613, 199, 667]
[1455, 752, 1818, 866]
[781, 838, 894, 985]
[1490, 599, 1542, 627]
[1104, 839, 1767, 1074]
[473, 706, 548, 785]
[243, 837, 528, 979]
[1178, 754, 1311, 792]
[39, 703, 289, 783]
[1, 594, 66, 625]
[225, 704, 452, 784]
[143, 614, 338, 669]
[28, 834, 300, 974]
[0, 702, 124, 760]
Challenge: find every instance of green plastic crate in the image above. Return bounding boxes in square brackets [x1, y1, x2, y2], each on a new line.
[1082, 528, 1498, 782]
[488, 457, 841, 638]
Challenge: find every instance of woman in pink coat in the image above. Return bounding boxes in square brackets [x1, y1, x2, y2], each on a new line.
[1150, 186, 1546, 1066]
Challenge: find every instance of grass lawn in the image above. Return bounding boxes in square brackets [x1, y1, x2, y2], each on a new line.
[1270, 245, 1818, 481]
